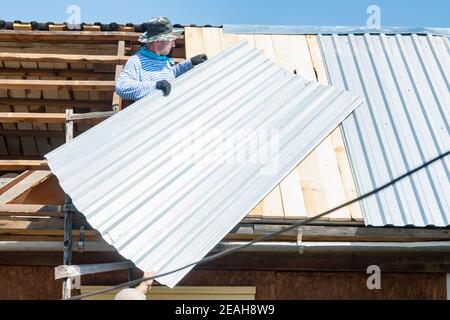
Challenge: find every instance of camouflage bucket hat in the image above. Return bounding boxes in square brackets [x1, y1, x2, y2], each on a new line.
[139, 17, 183, 43]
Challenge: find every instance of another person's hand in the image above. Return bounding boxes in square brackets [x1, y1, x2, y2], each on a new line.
[191, 54, 208, 66]
[136, 271, 155, 295]
[156, 80, 171, 96]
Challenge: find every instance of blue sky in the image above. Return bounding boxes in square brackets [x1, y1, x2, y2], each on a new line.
[1, 0, 449, 27]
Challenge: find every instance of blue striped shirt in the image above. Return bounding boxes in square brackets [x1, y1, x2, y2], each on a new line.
[115, 52, 193, 101]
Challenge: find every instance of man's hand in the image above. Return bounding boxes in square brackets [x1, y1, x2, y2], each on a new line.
[191, 54, 208, 66]
[156, 80, 171, 96]
[136, 271, 155, 295]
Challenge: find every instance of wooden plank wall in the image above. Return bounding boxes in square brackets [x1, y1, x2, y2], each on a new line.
[185, 27, 363, 222]
[1, 266, 447, 300]
[1, 266, 443, 300]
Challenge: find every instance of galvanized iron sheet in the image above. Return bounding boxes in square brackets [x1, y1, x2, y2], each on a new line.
[319, 34, 450, 227]
[46, 41, 363, 287]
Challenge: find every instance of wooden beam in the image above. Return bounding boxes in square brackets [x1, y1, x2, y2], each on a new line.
[0, 204, 61, 214]
[0, 171, 33, 195]
[0, 170, 52, 204]
[0, 155, 47, 160]
[0, 218, 98, 237]
[0, 241, 113, 252]
[0, 213, 448, 242]
[0, 129, 65, 138]
[120, 26, 135, 32]
[0, 98, 112, 110]
[0, 30, 141, 43]
[55, 261, 134, 279]
[0, 211, 65, 218]
[67, 111, 116, 121]
[82, 25, 101, 32]
[0, 52, 129, 64]
[251, 224, 450, 242]
[48, 24, 66, 32]
[0, 68, 114, 79]
[0, 160, 49, 171]
[0, 112, 112, 124]
[0, 42, 118, 55]
[65, 109, 74, 142]
[112, 41, 125, 111]
[0, 234, 101, 242]
[0, 113, 66, 123]
[0, 80, 115, 91]
[0, 250, 448, 274]
[12, 23, 33, 31]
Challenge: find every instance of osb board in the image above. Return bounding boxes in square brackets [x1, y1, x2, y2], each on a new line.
[0, 265, 63, 300]
[182, 270, 446, 300]
[185, 27, 363, 222]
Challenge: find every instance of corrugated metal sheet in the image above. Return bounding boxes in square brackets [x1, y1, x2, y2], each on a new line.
[318, 33, 450, 227]
[45, 41, 363, 288]
[224, 25, 450, 37]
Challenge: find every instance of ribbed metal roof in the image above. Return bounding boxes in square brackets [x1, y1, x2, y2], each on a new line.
[318, 33, 450, 227]
[224, 25, 450, 37]
[45, 40, 362, 288]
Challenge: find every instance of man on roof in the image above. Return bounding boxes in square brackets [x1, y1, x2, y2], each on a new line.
[115, 17, 207, 101]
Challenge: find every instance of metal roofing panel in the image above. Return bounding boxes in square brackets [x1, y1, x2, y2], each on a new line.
[318, 34, 450, 227]
[224, 25, 450, 37]
[45, 41, 363, 288]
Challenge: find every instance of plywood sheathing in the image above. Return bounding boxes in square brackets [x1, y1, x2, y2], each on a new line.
[185, 27, 363, 222]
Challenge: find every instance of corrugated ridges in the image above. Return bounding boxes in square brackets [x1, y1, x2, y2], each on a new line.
[45, 40, 363, 287]
[319, 33, 450, 227]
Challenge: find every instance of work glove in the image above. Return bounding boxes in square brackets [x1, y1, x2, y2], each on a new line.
[156, 80, 171, 96]
[190, 54, 208, 66]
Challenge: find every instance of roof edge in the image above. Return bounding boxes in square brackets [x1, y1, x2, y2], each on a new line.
[223, 24, 450, 37]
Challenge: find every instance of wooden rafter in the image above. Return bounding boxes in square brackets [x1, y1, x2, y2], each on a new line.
[0, 170, 52, 204]
[0, 160, 49, 170]
[0, 98, 112, 111]
[112, 40, 126, 111]
[0, 68, 114, 79]
[0, 30, 141, 43]
[0, 113, 66, 123]
[0, 80, 115, 91]
[0, 129, 66, 138]
[0, 204, 62, 215]
[0, 112, 113, 124]
[0, 52, 129, 64]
